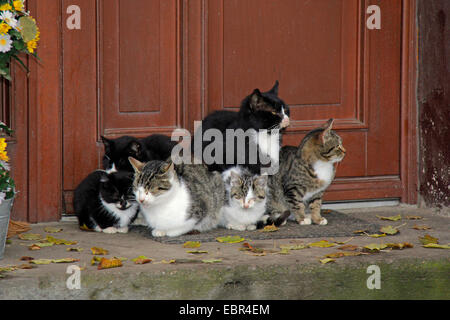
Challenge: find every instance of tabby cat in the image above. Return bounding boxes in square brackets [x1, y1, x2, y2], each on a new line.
[267, 119, 346, 225]
[220, 166, 268, 231]
[129, 157, 225, 237]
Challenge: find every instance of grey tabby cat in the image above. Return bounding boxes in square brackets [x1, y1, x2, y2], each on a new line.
[129, 157, 225, 237]
[220, 166, 268, 231]
[267, 119, 346, 225]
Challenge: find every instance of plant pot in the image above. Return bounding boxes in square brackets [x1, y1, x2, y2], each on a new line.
[0, 198, 13, 260]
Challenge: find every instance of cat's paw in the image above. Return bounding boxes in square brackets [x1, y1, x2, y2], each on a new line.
[227, 224, 246, 231]
[94, 226, 103, 232]
[318, 218, 328, 226]
[298, 218, 312, 225]
[102, 227, 118, 234]
[117, 226, 129, 233]
[246, 224, 257, 231]
[152, 229, 166, 237]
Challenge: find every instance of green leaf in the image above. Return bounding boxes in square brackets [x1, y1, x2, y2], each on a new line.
[216, 236, 245, 244]
[18, 16, 38, 42]
[379, 225, 399, 235]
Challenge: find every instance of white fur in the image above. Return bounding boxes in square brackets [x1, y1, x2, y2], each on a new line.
[255, 130, 280, 163]
[136, 179, 198, 237]
[302, 160, 335, 202]
[100, 196, 138, 232]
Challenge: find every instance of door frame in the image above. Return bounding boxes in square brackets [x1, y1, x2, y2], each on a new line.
[10, 0, 417, 222]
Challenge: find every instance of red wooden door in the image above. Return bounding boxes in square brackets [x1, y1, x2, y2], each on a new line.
[60, 0, 415, 216]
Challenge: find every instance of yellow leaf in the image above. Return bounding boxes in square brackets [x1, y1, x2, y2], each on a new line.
[30, 259, 52, 265]
[183, 241, 201, 248]
[412, 225, 431, 230]
[18, 233, 42, 241]
[201, 259, 222, 264]
[91, 247, 109, 255]
[419, 234, 439, 245]
[186, 250, 208, 254]
[379, 226, 399, 235]
[376, 214, 402, 221]
[405, 215, 423, 220]
[132, 255, 152, 264]
[216, 236, 245, 244]
[52, 258, 80, 263]
[385, 242, 414, 250]
[319, 258, 335, 264]
[46, 236, 77, 245]
[363, 243, 387, 252]
[97, 258, 122, 270]
[259, 224, 279, 232]
[308, 240, 337, 248]
[366, 233, 387, 238]
[44, 227, 63, 233]
[422, 243, 450, 249]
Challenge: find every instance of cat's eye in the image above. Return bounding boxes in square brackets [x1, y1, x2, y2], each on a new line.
[271, 111, 277, 115]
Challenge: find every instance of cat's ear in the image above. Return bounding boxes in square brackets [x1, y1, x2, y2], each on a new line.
[229, 171, 241, 185]
[267, 80, 279, 96]
[318, 118, 334, 143]
[101, 136, 112, 152]
[249, 89, 263, 111]
[161, 160, 175, 174]
[128, 157, 145, 173]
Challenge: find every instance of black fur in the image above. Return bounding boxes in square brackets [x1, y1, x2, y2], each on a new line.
[73, 170, 139, 230]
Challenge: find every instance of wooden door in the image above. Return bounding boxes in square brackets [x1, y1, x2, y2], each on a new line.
[60, 0, 416, 216]
[185, 0, 408, 202]
[62, 0, 181, 213]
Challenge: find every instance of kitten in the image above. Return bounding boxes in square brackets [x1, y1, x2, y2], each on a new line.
[129, 157, 225, 237]
[267, 119, 346, 225]
[101, 134, 176, 173]
[193, 81, 290, 174]
[220, 167, 268, 231]
[74, 170, 139, 233]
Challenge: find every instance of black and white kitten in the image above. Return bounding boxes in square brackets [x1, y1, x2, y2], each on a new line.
[194, 81, 290, 174]
[73, 170, 139, 233]
[101, 134, 177, 173]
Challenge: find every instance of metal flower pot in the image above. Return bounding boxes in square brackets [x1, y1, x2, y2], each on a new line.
[0, 198, 13, 260]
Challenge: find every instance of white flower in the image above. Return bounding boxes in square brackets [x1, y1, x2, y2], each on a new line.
[0, 160, 10, 171]
[0, 11, 18, 29]
[0, 34, 12, 53]
[0, 192, 5, 204]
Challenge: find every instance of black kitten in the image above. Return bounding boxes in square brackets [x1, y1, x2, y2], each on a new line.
[101, 134, 176, 172]
[73, 170, 139, 233]
[194, 81, 290, 174]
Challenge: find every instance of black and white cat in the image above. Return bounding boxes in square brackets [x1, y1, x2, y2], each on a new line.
[73, 170, 139, 233]
[101, 134, 177, 173]
[194, 81, 290, 174]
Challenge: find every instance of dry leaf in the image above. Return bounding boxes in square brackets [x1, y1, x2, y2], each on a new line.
[29, 242, 54, 250]
[376, 214, 402, 221]
[91, 256, 102, 266]
[160, 259, 176, 264]
[366, 233, 387, 238]
[386, 242, 414, 250]
[319, 258, 335, 264]
[79, 224, 94, 232]
[30, 259, 53, 265]
[216, 236, 245, 244]
[183, 241, 201, 248]
[44, 227, 63, 233]
[412, 225, 431, 230]
[325, 251, 361, 258]
[66, 247, 83, 252]
[419, 234, 439, 245]
[17, 264, 33, 269]
[363, 243, 387, 252]
[186, 250, 208, 254]
[280, 244, 308, 250]
[7, 220, 31, 239]
[260, 224, 279, 232]
[46, 236, 77, 245]
[132, 255, 152, 264]
[91, 247, 109, 255]
[422, 243, 450, 249]
[405, 215, 423, 220]
[308, 240, 337, 248]
[18, 233, 42, 241]
[20, 256, 34, 261]
[338, 244, 360, 251]
[97, 257, 123, 270]
[52, 258, 80, 263]
[380, 225, 399, 235]
[353, 229, 368, 234]
[201, 259, 222, 264]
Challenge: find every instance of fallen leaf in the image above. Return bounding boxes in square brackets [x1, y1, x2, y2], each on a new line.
[18, 233, 42, 241]
[380, 225, 399, 235]
[412, 225, 431, 230]
[260, 224, 279, 232]
[97, 257, 123, 270]
[113, 257, 128, 262]
[186, 250, 208, 254]
[7, 220, 31, 239]
[28, 244, 42, 251]
[0, 266, 18, 272]
[91, 247, 109, 255]
[183, 241, 201, 248]
[46, 236, 77, 245]
[30, 259, 53, 265]
[91, 256, 102, 266]
[79, 224, 94, 231]
[52, 258, 80, 263]
[44, 227, 63, 233]
[405, 215, 423, 220]
[277, 248, 291, 255]
[319, 258, 335, 264]
[376, 214, 402, 221]
[240, 242, 265, 254]
[216, 236, 245, 244]
[353, 229, 368, 234]
[29, 242, 54, 250]
[338, 244, 360, 251]
[160, 259, 176, 264]
[325, 251, 361, 258]
[17, 264, 33, 269]
[279, 244, 308, 250]
[66, 247, 83, 252]
[419, 234, 439, 245]
[335, 237, 354, 245]
[201, 259, 222, 264]
[132, 255, 152, 264]
[386, 242, 414, 250]
[308, 240, 337, 248]
[422, 243, 450, 249]
[366, 233, 387, 238]
[363, 243, 387, 252]
[322, 209, 332, 214]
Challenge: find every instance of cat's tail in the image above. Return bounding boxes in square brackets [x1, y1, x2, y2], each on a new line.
[257, 210, 291, 229]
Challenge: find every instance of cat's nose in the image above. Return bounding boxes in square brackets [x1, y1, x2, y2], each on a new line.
[243, 203, 250, 209]
[281, 115, 290, 128]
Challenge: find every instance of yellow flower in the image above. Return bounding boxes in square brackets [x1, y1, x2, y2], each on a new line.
[0, 3, 12, 11]
[0, 150, 8, 162]
[0, 22, 10, 35]
[13, 0, 24, 12]
[0, 138, 6, 152]
[27, 38, 37, 53]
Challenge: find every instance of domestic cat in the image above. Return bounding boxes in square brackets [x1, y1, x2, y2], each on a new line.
[220, 166, 268, 231]
[193, 81, 290, 174]
[73, 170, 139, 233]
[267, 119, 346, 225]
[101, 134, 176, 173]
[129, 157, 225, 237]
